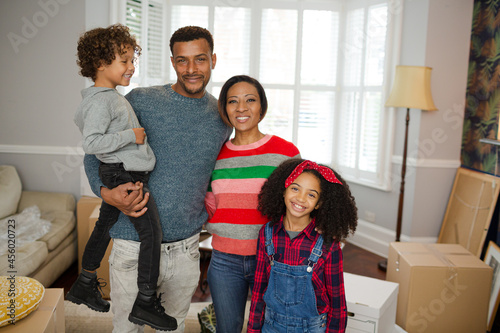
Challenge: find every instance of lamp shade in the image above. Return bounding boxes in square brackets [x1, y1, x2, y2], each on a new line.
[385, 65, 437, 111]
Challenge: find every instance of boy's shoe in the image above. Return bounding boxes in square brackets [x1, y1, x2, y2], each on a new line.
[128, 292, 177, 331]
[66, 274, 110, 312]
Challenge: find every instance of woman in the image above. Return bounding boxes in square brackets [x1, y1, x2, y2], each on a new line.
[204, 75, 300, 332]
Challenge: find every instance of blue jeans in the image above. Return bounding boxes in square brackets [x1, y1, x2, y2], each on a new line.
[207, 249, 256, 333]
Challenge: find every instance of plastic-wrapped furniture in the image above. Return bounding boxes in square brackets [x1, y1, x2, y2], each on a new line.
[0, 165, 77, 287]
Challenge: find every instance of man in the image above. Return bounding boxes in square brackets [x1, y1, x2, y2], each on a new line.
[84, 26, 231, 332]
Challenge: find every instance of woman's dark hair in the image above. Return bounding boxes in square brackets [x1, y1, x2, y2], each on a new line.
[218, 75, 268, 128]
[258, 158, 357, 244]
[77, 24, 141, 82]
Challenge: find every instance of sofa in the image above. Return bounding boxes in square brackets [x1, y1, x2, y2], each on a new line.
[0, 165, 77, 287]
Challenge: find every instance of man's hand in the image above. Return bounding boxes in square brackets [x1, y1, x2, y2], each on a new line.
[101, 181, 149, 217]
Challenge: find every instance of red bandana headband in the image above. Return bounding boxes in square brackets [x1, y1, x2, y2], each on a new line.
[285, 160, 342, 188]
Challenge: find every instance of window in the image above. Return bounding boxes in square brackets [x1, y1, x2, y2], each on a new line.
[112, 0, 401, 190]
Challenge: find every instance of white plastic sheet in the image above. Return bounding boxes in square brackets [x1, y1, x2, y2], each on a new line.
[0, 205, 51, 255]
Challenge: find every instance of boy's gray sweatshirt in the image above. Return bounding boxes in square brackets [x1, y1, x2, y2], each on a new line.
[74, 86, 155, 172]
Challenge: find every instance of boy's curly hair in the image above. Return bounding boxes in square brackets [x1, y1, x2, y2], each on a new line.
[258, 158, 358, 245]
[169, 26, 214, 54]
[77, 24, 141, 81]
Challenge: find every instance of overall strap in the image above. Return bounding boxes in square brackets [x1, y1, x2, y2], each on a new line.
[264, 222, 275, 260]
[306, 235, 324, 272]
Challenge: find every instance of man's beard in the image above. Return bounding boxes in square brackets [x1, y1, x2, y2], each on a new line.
[179, 75, 206, 95]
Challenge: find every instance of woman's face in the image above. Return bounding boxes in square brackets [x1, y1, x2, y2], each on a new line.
[226, 81, 262, 135]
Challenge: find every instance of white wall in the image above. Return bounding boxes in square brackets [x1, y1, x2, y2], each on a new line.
[0, 0, 474, 256]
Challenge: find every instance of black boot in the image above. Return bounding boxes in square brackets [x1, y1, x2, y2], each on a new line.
[66, 273, 110, 312]
[128, 292, 177, 331]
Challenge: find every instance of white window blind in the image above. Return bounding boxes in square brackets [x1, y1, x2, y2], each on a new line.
[112, 0, 400, 190]
[121, 0, 167, 91]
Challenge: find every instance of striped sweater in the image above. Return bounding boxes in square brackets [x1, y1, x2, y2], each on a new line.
[205, 134, 300, 256]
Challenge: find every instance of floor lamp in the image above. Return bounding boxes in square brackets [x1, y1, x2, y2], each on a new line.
[378, 65, 437, 271]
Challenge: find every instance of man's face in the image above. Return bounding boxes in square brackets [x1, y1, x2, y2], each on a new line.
[170, 38, 216, 99]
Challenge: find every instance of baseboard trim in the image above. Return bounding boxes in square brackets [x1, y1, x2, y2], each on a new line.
[347, 219, 438, 258]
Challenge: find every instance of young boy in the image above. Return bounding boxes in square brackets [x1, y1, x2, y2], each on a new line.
[69, 24, 177, 331]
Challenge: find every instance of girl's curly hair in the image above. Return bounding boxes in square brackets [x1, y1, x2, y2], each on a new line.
[258, 158, 357, 245]
[77, 24, 141, 81]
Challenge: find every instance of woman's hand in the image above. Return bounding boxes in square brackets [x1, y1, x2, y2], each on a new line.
[101, 181, 149, 217]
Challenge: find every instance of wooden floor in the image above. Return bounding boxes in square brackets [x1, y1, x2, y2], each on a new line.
[51, 241, 386, 303]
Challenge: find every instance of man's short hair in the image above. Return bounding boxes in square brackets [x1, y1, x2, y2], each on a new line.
[169, 26, 214, 54]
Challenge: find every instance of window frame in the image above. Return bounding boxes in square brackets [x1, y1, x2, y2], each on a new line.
[110, 0, 402, 191]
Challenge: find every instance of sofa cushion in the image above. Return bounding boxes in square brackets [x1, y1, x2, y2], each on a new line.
[0, 241, 48, 277]
[40, 210, 76, 251]
[18, 191, 76, 213]
[0, 276, 45, 327]
[0, 166, 22, 219]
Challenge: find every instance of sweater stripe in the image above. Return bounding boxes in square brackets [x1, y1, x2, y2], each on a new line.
[207, 223, 263, 240]
[211, 165, 276, 181]
[211, 178, 266, 195]
[214, 153, 299, 170]
[217, 136, 300, 159]
[212, 193, 258, 210]
[208, 208, 265, 225]
[211, 234, 257, 256]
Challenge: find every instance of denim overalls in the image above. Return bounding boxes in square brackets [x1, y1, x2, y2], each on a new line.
[262, 222, 327, 333]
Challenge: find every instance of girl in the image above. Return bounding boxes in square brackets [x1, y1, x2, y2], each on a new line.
[205, 75, 300, 332]
[247, 159, 357, 333]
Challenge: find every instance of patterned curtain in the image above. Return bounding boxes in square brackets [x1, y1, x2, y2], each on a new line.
[462, 0, 500, 173]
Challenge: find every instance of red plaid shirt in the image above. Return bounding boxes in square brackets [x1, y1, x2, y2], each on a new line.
[248, 218, 347, 333]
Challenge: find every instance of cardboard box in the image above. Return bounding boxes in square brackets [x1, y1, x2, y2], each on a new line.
[76, 197, 111, 299]
[386, 242, 492, 333]
[76, 196, 102, 272]
[0, 288, 64, 333]
[345, 272, 399, 333]
[87, 205, 112, 299]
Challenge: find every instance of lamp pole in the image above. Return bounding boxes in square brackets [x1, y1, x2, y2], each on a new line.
[378, 107, 410, 271]
[396, 107, 410, 242]
[379, 65, 437, 272]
